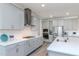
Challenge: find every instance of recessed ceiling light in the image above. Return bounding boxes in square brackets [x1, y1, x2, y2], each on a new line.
[41, 4, 45, 7]
[49, 15, 53, 18]
[66, 12, 70, 16]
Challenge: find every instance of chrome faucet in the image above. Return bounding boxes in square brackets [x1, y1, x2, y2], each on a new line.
[64, 33, 69, 42]
[56, 32, 69, 42]
[67, 33, 69, 40]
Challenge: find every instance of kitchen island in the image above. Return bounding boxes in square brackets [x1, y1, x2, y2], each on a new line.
[47, 36, 79, 56]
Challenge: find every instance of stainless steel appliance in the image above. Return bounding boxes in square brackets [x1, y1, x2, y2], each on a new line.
[53, 26, 64, 37]
[57, 26, 64, 36]
[24, 8, 32, 26]
[43, 29, 49, 39]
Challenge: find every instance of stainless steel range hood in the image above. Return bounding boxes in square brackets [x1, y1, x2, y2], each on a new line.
[24, 8, 32, 26]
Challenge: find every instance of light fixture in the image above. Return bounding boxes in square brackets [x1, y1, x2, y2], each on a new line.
[41, 4, 45, 7]
[66, 12, 70, 16]
[63, 16, 78, 19]
[49, 15, 53, 18]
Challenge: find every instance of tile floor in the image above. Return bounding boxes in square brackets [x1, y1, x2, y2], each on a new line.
[29, 42, 51, 56]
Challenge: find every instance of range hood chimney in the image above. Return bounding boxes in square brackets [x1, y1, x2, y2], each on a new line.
[24, 8, 32, 26]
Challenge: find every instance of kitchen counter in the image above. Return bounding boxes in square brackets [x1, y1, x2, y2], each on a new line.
[47, 36, 79, 56]
[0, 36, 41, 46]
[0, 35, 43, 56]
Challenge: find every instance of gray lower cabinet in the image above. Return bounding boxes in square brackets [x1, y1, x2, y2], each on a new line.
[6, 44, 18, 56]
[25, 37, 43, 55]
[17, 41, 25, 56]
[24, 40, 31, 55]
[0, 37, 43, 56]
[6, 41, 25, 56]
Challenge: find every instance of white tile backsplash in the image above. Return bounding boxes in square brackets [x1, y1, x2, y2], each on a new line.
[0, 27, 39, 40]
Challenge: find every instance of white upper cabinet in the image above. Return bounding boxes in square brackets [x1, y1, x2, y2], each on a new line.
[31, 16, 39, 26]
[42, 20, 49, 29]
[31, 16, 40, 32]
[0, 4, 24, 29]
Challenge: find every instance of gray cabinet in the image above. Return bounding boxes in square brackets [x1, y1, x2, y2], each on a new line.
[6, 44, 18, 56]
[17, 41, 25, 56]
[0, 37, 43, 56]
[24, 40, 31, 55]
[6, 41, 25, 56]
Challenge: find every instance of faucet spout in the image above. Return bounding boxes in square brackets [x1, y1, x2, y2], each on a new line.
[64, 32, 69, 42]
[67, 32, 69, 40]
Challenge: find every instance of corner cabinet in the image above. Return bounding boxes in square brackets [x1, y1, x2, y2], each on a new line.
[0, 4, 24, 29]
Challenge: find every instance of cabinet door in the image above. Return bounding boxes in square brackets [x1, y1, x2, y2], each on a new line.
[31, 16, 38, 25]
[17, 41, 25, 56]
[42, 20, 49, 29]
[31, 16, 40, 30]
[36, 37, 43, 47]
[34, 38, 39, 48]
[24, 40, 31, 55]
[0, 4, 24, 29]
[29, 39, 35, 48]
[6, 44, 18, 56]
[6, 41, 25, 56]
[32, 38, 38, 48]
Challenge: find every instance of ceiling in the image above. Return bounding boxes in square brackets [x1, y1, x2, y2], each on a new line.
[14, 3, 79, 19]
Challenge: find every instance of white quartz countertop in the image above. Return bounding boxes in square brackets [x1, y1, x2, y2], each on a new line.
[47, 36, 79, 56]
[0, 36, 41, 46]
